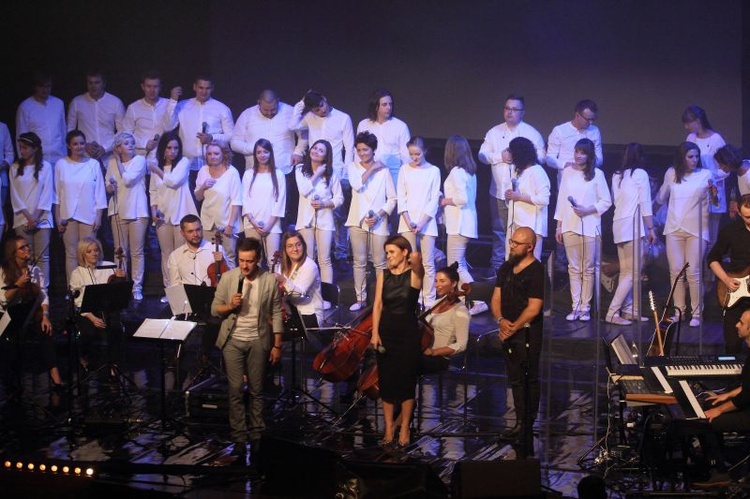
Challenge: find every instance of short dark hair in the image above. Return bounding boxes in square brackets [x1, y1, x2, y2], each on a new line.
[714, 144, 743, 172]
[141, 70, 162, 83]
[505, 94, 525, 106]
[238, 237, 262, 256]
[575, 99, 598, 114]
[739, 193, 750, 211]
[85, 69, 106, 82]
[384, 234, 412, 254]
[355, 131, 378, 152]
[303, 90, 325, 110]
[180, 214, 201, 230]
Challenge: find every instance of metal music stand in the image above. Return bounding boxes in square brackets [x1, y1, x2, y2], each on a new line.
[276, 304, 336, 414]
[79, 280, 136, 390]
[181, 284, 222, 387]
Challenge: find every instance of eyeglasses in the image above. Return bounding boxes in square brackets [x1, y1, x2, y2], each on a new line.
[509, 239, 530, 247]
[504, 107, 524, 113]
[577, 112, 597, 123]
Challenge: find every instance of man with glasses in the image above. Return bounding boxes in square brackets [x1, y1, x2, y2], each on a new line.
[490, 226, 544, 451]
[708, 194, 750, 354]
[479, 95, 545, 269]
[546, 99, 603, 185]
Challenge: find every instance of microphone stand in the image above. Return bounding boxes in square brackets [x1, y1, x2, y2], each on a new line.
[519, 323, 533, 459]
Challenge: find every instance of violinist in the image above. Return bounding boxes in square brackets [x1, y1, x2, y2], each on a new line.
[0, 235, 62, 390]
[420, 263, 469, 375]
[69, 237, 126, 374]
[274, 230, 324, 330]
[370, 235, 424, 448]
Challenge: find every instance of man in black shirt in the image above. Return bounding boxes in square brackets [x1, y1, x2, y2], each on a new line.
[490, 226, 545, 448]
[708, 194, 750, 354]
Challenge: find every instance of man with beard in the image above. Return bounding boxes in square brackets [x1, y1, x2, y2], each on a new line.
[490, 226, 544, 451]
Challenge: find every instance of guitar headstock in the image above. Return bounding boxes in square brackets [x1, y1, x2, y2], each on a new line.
[648, 290, 657, 312]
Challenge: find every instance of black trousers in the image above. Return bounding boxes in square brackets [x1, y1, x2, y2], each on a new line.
[502, 326, 543, 427]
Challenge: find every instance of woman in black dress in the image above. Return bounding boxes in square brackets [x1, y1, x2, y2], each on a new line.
[370, 234, 424, 446]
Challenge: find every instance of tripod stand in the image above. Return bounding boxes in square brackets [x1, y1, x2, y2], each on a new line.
[276, 304, 335, 414]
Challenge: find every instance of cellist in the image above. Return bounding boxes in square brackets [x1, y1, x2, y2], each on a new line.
[420, 263, 470, 374]
[167, 214, 231, 362]
[0, 235, 63, 390]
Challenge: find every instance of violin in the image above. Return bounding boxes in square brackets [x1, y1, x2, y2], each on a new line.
[108, 246, 128, 283]
[208, 230, 230, 287]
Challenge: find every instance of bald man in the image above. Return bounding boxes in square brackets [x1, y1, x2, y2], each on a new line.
[491, 226, 545, 451]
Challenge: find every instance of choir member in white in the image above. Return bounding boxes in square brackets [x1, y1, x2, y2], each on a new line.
[242, 138, 286, 269]
[148, 132, 198, 300]
[398, 136, 442, 306]
[682, 105, 728, 244]
[295, 139, 343, 299]
[546, 99, 603, 178]
[440, 135, 484, 314]
[656, 141, 714, 327]
[478, 95, 545, 267]
[554, 138, 612, 322]
[54, 130, 107, 280]
[275, 230, 325, 328]
[105, 132, 149, 301]
[15, 72, 67, 166]
[504, 136, 550, 262]
[605, 143, 656, 325]
[346, 131, 397, 311]
[10, 133, 54, 289]
[713, 145, 747, 219]
[66, 71, 125, 163]
[194, 141, 242, 267]
[0, 121, 14, 215]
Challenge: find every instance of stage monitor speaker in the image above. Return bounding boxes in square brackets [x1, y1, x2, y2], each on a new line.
[335, 460, 449, 498]
[259, 435, 339, 498]
[452, 459, 542, 498]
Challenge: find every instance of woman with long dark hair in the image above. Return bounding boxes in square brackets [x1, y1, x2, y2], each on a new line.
[243, 138, 286, 269]
[606, 143, 656, 325]
[554, 138, 612, 322]
[275, 230, 324, 328]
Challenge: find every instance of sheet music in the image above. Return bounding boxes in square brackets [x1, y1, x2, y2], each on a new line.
[166, 285, 192, 316]
[133, 318, 196, 341]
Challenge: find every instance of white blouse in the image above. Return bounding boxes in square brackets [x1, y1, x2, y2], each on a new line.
[611, 168, 653, 244]
[656, 167, 712, 240]
[295, 165, 344, 231]
[687, 132, 728, 214]
[346, 161, 397, 236]
[69, 263, 117, 308]
[242, 169, 287, 234]
[425, 299, 469, 355]
[554, 167, 612, 237]
[443, 166, 478, 238]
[508, 164, 550, 237]
[54, 157, 107, 225]
[397, 162, 442, 237]
[195, 165, 242, 233]
[106, 155, 149, 219]
[282, 256, 324, 325]
[9, 161, 54, 229]
[149, 157, 198, 225]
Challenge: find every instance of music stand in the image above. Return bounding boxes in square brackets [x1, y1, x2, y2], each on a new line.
[133, 318, 196, 433]
[179, 285, 222, 387]
[79, 281, 136, 389]
[276, 304, 336, 414]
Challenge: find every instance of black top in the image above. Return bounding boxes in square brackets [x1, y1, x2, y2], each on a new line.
[732, 358, 750, 411]
[707, 219, 750, 274]
[495, 259, 545, 327]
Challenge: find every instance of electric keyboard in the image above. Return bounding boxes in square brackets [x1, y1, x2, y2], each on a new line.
[645, 355, 743, 378]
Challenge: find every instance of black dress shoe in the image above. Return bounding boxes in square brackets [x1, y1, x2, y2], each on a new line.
[230, 443, 247, 457]
[501, 424, 522, 440]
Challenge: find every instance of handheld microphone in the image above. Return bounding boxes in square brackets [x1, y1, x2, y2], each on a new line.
[201, 122, 208, 134]
[237, 275, 245, 296]
[153, 133, 160, 143]
[377, 345, 386, 354]
[312, 194, 320, 201]
[257, 221, 265, 229]
[367, 210, 376, 221]
[410, 222, 417, 229]
[567, 196, 578, 208]
[109, 177, 117, 186]
[60, 218, 68, 227]
[96, 264, 117, 270]
[511, 178, 518, 192]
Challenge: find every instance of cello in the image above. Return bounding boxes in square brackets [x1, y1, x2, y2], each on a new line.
[312, 307, 374, 383]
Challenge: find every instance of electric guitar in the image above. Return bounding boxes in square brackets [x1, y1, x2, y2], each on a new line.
[716, 265, 750, 309]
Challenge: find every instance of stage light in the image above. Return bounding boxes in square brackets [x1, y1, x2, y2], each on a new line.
[3, 461, 10, 469]
[62, 465, 70, 474]
[85, 468, 94, 477]
[39, 464, 47, 472]
[50, 464, 58, 472]
[27, 463, 34, 471]
[74, 467, 81, 475]
[15, 462, 22, 470]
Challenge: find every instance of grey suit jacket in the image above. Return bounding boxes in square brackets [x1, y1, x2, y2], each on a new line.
[211, 267, 283, 350]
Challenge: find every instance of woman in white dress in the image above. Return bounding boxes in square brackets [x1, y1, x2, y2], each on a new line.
[242, 138, 286, 269]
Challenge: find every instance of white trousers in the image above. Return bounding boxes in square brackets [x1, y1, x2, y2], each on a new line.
[446, 234, 474, 285]
[111, 216, 149, 293]
[562, 232, 597, 314]
[244, 227, 281, 271]
[155, 223, 183, 287]
[401, 231, 436, 304]
[349, 227, 387, 302]
[299, 227, 334, 283]
[665, 230, 704, 319]
[63, 221, 96, 281]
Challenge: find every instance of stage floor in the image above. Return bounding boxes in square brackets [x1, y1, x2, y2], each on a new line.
[0, 256, 737, 498]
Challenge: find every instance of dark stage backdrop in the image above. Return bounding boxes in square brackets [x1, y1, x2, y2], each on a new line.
[1, 0, 744, 149]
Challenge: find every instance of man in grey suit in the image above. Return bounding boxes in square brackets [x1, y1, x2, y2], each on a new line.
[212, 237, 283, 452]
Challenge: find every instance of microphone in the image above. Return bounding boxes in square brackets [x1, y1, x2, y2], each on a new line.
[71, 289, 81, 299]
[153, 133, 160, 143]
[367, 210, 375, 219]
[567, 195, 578, 208]
[96, 264, 117, 270]
[109, 177, 117, 186]
[60, 218, 68, 227]
[410, 222, 417, 229]
[236, 276, 245, 308]
[201, 122, 208, 134]
[312, 194, 320, 210]
[257, 221, 265, 229]
[376, 345, 386, 354]
[511, 178, 518, 192]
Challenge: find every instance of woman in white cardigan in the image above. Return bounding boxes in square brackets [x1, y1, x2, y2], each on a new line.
[606, 143, 656, 325]
[54, 130, 107, 281]
[504, 136, 550, 261]
[295, 139, 343, 291]
[656, 141, 713, 327]
[148, 132, 198, 298]
[398, 136, 442, 306]
[242, 138, 286, 269]
[106, 132, 149, 301]
[346, 131, 396, 311]
[554, 138, 612, 322]
[10, 133, 54, 289]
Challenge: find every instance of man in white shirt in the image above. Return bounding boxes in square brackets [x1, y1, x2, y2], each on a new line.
[478, 95, 546, 269]
[545, 99, 603, 180]
[0, 121, 14, 214]
[289, 91, 354, 261]
[122, 71, 180, 167]
[66, 70, 125, 164]
[164, 75, 235, 195]
[16, 71, 67, 166]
